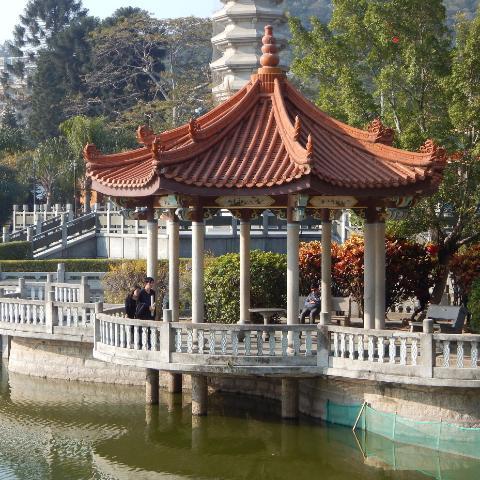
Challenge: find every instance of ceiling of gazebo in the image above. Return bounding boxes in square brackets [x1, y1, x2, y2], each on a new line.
[84, 26, 446, 202]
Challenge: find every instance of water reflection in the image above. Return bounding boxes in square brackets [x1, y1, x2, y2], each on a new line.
[0, 363, 478, 479]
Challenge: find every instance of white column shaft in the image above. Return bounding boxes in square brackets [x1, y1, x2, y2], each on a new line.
[168, 219, 180, 322]
[287, 222, 300, 325]
[146, 220, 158, 279]
[363, 222, 376, 329]
[192, 221, 205, 324]
[320, 220, 332, 326]
[374, 222, 386, 329]
[239, 220, 251, 324]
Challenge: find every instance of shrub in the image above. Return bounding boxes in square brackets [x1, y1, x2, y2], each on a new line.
[299, 235, 437, 315]
[451, 244, 480, 304]
[467, 278, 480, 333]
[0, 241, 32, 260]
[204, 250, 287, 324]
[101, 259, 193, 315]
[0, 258, 122, 272]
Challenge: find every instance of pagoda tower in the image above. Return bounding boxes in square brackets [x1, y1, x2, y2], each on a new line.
[211, 0, 288, 102]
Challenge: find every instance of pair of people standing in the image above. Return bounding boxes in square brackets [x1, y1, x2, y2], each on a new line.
[125, 277, 156, 319]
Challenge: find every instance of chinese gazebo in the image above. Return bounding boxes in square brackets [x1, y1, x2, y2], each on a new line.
[84, 26, 446, 332]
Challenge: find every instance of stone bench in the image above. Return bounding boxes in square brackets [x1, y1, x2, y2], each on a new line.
[410, 305, 468, 333]
[299, 296, 353, 325]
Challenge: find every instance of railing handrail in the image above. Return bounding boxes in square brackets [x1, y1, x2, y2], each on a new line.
[170, 322, 318, 332]
[327, 324, 424, 339]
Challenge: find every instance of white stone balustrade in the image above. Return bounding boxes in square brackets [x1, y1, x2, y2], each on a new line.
[55, 302, 96, 327]
[0, 298, 46, 326]
[434, 334, 480, 376]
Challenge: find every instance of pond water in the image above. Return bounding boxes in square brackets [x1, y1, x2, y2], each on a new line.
[0, 364, 479, 480]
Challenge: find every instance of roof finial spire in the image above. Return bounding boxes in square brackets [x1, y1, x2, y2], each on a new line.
[260, 25, 279, 68]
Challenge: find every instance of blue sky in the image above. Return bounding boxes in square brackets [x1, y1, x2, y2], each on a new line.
[1, 0, 222, 44]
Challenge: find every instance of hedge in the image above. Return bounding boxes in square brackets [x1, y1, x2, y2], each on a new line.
[0, 241, 33, 260]
[0, 258, 124, 272]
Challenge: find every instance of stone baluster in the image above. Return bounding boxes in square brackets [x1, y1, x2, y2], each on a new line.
[79, 276, 90, 303]
[12, 205, 18, 232]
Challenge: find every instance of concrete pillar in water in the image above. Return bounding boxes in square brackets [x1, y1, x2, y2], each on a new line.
[374, 218, 386, 330]
[146, 368, 159, 405]
[281, 378, 299, 419]
[191, 375, 208, 416]
[167, 373, 182, 394]
[363, 208, 377, 329]
[320, 209, 332, 326]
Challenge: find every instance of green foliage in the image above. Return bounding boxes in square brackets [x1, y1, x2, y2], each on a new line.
[467, 277, 480, 333]
[289, 0, 452, 148]
[101, 259, 192, 315]
[0, 258, 122, 272]
[0, 164, 26, 224]
[0, 241, 32, 260]
[204, 251, 287, 324]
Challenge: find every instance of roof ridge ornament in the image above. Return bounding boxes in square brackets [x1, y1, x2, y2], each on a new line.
[306, 134, 314, 159]
[137, 125, 155, 146]
[189, 118, 201, 142]
[294, 115, 302, 142]
[260, 25, 280, 68]
[83, 144, 102, 170]
[367, 118, 394, 145]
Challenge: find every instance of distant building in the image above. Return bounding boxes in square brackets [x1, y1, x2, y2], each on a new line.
[211, 0, 288, 102]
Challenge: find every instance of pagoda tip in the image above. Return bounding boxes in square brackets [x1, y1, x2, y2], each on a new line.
[260, 25, 279, 68]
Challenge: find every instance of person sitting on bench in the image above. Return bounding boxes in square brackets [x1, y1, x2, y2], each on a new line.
[300, 284, 321, 324]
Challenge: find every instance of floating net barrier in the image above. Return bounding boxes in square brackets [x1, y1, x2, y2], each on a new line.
[326, 401, 480, 479]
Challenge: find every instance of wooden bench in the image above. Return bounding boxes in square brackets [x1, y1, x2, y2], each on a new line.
[410, 305, 468, 333]
[299, 296, 352, 325]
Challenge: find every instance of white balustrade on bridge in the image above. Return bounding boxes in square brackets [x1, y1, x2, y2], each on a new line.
[55, 302, 96, 327]
[0, 298, 46, 326]
[434, 334, 479, 379]
[328, 325, 421, 366]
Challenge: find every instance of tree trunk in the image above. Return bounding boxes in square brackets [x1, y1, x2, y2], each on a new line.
[430, 249, 454, 304]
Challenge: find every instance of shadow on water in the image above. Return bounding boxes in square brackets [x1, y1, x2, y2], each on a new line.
[0, 362, 479, 479]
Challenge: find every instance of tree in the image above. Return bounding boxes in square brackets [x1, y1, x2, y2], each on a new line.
[390, 10, 480, 303]
[450, 244, 480, 304]
[27, 137, 72, 207]
[0, 164, 25, 225]
[27, 16, 98, 140]
[289, 0, 452, 148]
[84, 14, 212, 129]
[59, 115, 136, 209]
[83, 11, 167, 118]
[2, 0, 87, 119]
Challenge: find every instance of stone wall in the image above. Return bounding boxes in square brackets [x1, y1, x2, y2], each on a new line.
[8, 338, 146, 385]
[210, 376, 480, 427]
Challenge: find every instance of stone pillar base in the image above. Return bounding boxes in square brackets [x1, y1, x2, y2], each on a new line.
[146, 368, 159, 405]
[320, 312, 331, 326]
[167, 372, 183, 394]
[281, 378, 299, 419]
[191, 375, 208, 416]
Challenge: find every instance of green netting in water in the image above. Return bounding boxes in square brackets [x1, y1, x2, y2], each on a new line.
[326, 401, 480, 461]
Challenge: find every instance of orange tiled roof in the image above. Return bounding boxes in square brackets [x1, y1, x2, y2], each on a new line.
[84, 26, 446, 199]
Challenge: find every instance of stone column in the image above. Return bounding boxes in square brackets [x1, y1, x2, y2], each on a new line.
[320, 209, 332, 326]
[2, 226, 9, 243]
[192, 207, 205, 324]
[287, 210, 300, 326]
[60, 212, 68, 247]
[363, 208, 377, 329]
[12, 205, 17, 232]
[191, 375, 208, 416]
[374, 217, 386, 330]
[281, 378, 299, 419]
[167, 211, 180, 322]
[239, 211, 251, 324]
[146, 209, 158, 279]
[145, 368, 159, 405]
[26, 226, 34, 242]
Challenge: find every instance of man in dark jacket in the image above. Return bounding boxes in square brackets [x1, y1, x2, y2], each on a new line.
[136, 277, 156, 320]
[300, 284, 321, 324]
